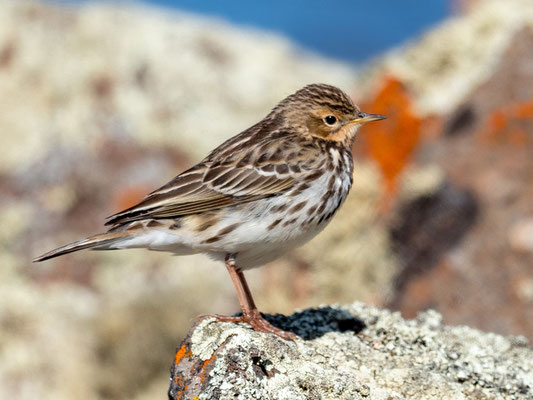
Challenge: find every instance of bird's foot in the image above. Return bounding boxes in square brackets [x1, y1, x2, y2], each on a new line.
[200, 310, 298, 341]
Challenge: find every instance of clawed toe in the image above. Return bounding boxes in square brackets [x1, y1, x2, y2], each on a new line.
[245, 314, 298, 340]
[199, 311, 298, 340]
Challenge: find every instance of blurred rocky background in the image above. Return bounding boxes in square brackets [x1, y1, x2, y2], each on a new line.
[1, 0, 532, 399]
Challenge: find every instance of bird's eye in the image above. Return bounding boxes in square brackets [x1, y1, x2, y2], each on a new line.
[324, 115, 337, 125]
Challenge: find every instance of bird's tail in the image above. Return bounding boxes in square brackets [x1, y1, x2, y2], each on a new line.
[33, 232, 132, 262]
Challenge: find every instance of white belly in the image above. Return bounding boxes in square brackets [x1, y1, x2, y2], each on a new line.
[199, 168, 352, 269]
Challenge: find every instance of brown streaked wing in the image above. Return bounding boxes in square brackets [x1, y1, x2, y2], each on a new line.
[105, 161, 296, 226]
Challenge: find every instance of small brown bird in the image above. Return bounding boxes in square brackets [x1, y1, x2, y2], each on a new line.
[34, 84, 385, 340]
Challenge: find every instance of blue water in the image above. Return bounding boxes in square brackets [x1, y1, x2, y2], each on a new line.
[58, 0, 450, 62]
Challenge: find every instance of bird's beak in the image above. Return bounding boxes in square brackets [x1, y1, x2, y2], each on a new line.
[350, 112, 387, 125]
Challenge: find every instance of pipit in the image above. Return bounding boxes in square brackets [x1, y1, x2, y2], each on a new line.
[34, 84, 385, 340]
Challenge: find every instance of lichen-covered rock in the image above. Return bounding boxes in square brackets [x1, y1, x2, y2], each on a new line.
[364, 0, 533, 115]
[0, 0, 357, 174]
[169, 303, 532, 399]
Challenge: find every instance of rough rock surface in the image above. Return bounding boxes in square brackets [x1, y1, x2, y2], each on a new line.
[2, 0, 532, 399]
[391, 26, 533, 337]
[169, 303, 532, 399]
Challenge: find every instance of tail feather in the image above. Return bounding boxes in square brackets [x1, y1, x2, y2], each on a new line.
[33, 232, 131, 262]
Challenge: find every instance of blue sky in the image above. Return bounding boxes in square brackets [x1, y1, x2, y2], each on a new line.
[57, 0, 450, 62]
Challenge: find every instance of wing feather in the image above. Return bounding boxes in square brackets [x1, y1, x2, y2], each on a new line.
[105, 133, 323, 227]
[105, 161, 296, 226]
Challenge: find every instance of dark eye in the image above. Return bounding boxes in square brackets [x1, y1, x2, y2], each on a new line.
[324, 115, 337, 125]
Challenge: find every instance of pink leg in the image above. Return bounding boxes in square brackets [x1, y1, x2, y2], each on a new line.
[203, 254, 297, 340]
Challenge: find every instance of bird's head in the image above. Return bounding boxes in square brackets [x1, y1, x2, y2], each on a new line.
[275, 83, 386, 147]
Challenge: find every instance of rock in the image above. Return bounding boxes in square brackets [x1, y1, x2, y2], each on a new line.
[509, 218, 533, 253]
[0, 0, 358, 174]
[168, 303, 533, 399]
[391, 25, 533, 338]
[2, 0, 532, 398]
[368, 0, 533, 115]
[390, 182, 479, 296]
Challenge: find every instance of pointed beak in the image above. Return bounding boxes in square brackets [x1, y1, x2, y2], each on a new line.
[350, 112, 387, 125]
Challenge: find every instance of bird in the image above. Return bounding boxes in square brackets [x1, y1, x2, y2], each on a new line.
[34, 83, 386, 340]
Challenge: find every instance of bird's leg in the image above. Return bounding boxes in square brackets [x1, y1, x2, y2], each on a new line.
[226, 254, 257, 313]
[204, 254, 297, 340]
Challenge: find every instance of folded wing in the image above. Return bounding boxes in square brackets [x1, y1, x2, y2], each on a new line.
[105, 161, 297, 226]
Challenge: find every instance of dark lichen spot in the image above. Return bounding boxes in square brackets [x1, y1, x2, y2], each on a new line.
[445, 105, 476, 137]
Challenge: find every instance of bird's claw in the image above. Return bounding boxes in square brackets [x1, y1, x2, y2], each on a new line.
[199, 311, 298, 340]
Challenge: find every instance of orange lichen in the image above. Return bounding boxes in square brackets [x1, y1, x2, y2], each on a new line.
[515, 100, 533, 119]
[171, 345, 193, 400]
[359, 76, 423, 209]
[199, 353, 217, 383]
[479, 100, 533, 144]
[174, 344, 192, 365]
[172, 377, 188, 400]
[491, 110, 507, 132]
[171, 344, 216, 398]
